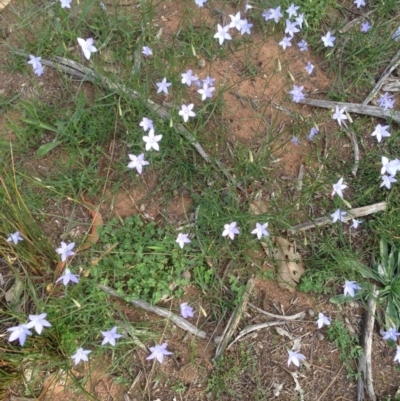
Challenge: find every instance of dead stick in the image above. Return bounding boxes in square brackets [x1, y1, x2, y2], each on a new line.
[298, 97, 400, 123]
[227, 321, 285, 349]
[316, 364, 344, 401]
[357, 285, 378, 401]
[98, 285, 207, 339]
[290, 202, 386, 232]
[345, 131, 360, 177]
[13, 50, 244, 193]
[248, 303, 306, 321]
[214, 278, 255, 360]
[363, 49, 400, 105]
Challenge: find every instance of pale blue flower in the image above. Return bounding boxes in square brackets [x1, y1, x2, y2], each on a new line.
[371, 124, 390, 143]
[195, 0, 207, 7]
[214, 24, 232, 45]
[308, 127, 319, 140]
[60, 0, 72, 8]
[181, 70, 198, 86]
[198, 83, 215, 101]
[350, 219, 362, 229]
[377, 93, 395, 111]
[7, 324, 32, 346]
[222, 222, 239, 240]
[380, 174, 397, 189]
[285, 19, 300, 37]
[316, 313, 330, 329]
[289, 85, 304, 102]
[287, 350, 306, 367]
[251, 222, 269, 240]
[381, 327, 400, 342]
[56, 241, 75, 262]
[176, 233, 191, 249]
[331, 208, 347, 223]
[156, 78, 171, 95]
[298, 39, 308, 51]
[101, 326, 123, 346]
[142, 46, 152, 56]
[56, 268, 79, 285]
[238, 19, 253, 35]
[127, 153, 149, 174]
[229, 12, 242, 30]
[354, 0, 366, 8]
[332, 106, 348, 126]
[279, 36, 292, 50]
[291, 136, 300, 146]
[343, 280, 361, 297]
[139, 117, 153, 132]
[7, 231, 23, 245]
[179, 104, 196, 122]
[321, 31, 336, 47]
[146, 343, 173, 363]
[180, 302, 194, 318]
[71, 348, 91, 365]
[27, 313, 51, 334]
[269, 6, 283, 23]
[286, 3, 299, 18]
[360, 21, 371, 33]
[305, 61, 314, 75]
[143, 129, 162, 151]
[332, 177, 347, 198]
[77, 38, 97, 60]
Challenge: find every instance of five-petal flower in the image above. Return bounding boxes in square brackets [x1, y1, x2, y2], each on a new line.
[343, 280, 361, 297]
[251, 222, 269, 240]
[139, 117, 154, 132]
[156, 78, 171, 95]
[27, 313, 51, 334]
[180, 302, 194, 318]
[179, 104, 196, 122]
[331, 208, 347, 223]
[371, 124, 390, 143]
[56, 268, 80, 285]
[289, 85, 304, 102]
[56, 241, 75, 262]
[176, 233, 191, 249]
[222, 222, 240, 240]
[321, 31, 336, 47]
[7, 231, 23, 245]
[143, 129, 162, 151]
[77, 38, 97, 60]
[181, 70, 198, 86]
[332, 106, 348, 126]
[127, 153, 150, 174]
[214, 24, 232, 45]
[381, 327, 400, 342]
[146, 342, 173, 363]
[316, 313, 330, 329]
[7, 324, 32, 346]
[287, 350, 306, 367]
[142, 46, 152, 56]
[71, 347, 91, 365]
[101, 326, 123, 346]
[332, 177, 347, 198]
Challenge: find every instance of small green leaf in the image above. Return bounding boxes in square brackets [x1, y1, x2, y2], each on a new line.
[330, 292, 364, 304]
[36, 141, 63, 158]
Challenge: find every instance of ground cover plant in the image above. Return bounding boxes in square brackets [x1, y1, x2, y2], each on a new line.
[1, 0, 400, 399]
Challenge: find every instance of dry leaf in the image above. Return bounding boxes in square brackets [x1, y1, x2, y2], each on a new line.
[265, 236, 305, 292]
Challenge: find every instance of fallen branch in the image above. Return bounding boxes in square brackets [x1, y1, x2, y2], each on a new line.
[345, 131, 360, 177]
[298, 97, 400, 123]
[248, 303, 306, 321]
[226, 321, 285, 350]
[214, 278, 255, 360]
[357, 285, 378, 401]
[98, 285, 207, 339]
[316, 364, 344, 401]
[14, 50, 244, 193]
[363, 49, 400, 105]
[290, 202, 387, 232]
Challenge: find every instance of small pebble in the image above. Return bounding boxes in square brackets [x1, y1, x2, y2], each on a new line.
[308, 309, 315, 317]
[316, 331, 324, 341]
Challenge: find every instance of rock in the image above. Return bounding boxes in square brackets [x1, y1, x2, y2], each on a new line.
[316, 331, 324, 341]
[308, 309, 315, 317]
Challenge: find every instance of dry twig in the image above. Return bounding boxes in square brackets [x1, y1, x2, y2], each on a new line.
[298, 97, 400, 123]
[345, 131, 360, 177]
[248, 303, 306, 321]
[363, 49, 400, 105]
[98, 285, 207, 339]
[290, 202, 386, 232]
[357, 285, 378, 401]
[214, 278, 255, 360]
